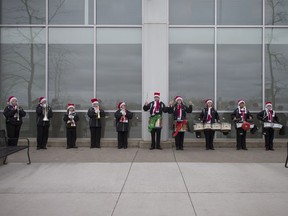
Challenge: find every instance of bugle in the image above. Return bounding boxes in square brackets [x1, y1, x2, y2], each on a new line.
[43, 104, 49, 121]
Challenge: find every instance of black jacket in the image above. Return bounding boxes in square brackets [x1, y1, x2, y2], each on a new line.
[87, 107, 105, 128]
[200, 107, 219, 123]
[143, 101, 168, 116]
[114, 109, 133, 132]
[257, 110, 279, 123]
[3, 105, 26, 126]
[168, 104, 192, 121]
[63, 112, 80, 129]
[36, 104, 53, 126]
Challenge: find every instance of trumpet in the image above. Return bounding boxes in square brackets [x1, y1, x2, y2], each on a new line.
[43, 104, 49, 121]
[95, 107, 100, 119]
[15, 103, 20, 121]
[69, 112, 76, 127]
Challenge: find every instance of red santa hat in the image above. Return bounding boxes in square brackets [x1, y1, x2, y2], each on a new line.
[265, 101, 272, 108]
[238, 99, 245, 106]
[67, 103, 75, 110]
[7, 96, 17, 104]
[91, 98, 99, 105]
[175, 96, 183, 102]
[39, 97, 46, 104]
[154, 92, 160, 98]
[205, 99, 213, 104]
[118, 102, 126, 109]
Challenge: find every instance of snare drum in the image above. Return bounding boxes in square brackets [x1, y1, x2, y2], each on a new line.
[193, 123, 204, 131]
[263, 122, 273, 128]
[211, 123, 221, 131]
[203, 123, 212, 130]
[221, 123, 231, 131]
[236, 123, 243, 128]
[179, 122, 188, 132]
[272, 123, 282, 130]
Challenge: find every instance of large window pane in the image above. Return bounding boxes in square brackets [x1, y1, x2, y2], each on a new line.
[265, 28, 288, 110]
[49, 0, 94, 25]
[0, 0, 45, 24]
[169, 28, 214, 110]
[217, 0, 262, 25]
[265, 0, 288, 25]
[96, 0, 141, 25]
[217, 28, 262, 111]
[48, 28, 94, 109]
[169, 0, 214, 25]
[0, 27, 46, 109]
[96, 28, 142, 110]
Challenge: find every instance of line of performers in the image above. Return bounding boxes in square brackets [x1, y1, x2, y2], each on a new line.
[2, 93, 284, 151]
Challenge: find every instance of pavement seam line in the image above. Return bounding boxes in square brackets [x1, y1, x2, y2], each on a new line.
[172, 148, 198, 216]
[110, 147, 139, 216]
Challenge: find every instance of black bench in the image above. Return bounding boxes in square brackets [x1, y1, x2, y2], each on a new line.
[0, 129, 31, 165]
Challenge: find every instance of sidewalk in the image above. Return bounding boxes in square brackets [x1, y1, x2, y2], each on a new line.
[0, 147, 288, 216]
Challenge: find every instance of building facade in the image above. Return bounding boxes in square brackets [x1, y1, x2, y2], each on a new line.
[0, 0, 288, 141]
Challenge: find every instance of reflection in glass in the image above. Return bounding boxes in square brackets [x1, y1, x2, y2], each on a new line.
[217, 0, 262, 25]
[0, 28, 46, 109]
[265, 28, 288, 110]
[49, 0, 94, 25]
[96, 29, 142, 110]
[265, 0, 288, 25]
[48, 28, 94, 109]
[0, 0, 45, 24]
[169, 0, 214, 25]
[169, 28, 214, 110]
[217, 28, 262, 111]
[96, 0, 141, 25]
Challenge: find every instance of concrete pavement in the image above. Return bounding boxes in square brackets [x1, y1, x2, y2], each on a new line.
[0, 147, 288, 216]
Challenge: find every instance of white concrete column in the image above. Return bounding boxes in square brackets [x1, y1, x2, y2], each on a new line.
[142, 0, 169, 141]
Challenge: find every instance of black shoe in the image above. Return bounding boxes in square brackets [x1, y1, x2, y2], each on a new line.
[180, 148, 184, 150]
[41, 147, 47, 150]
[270, 148, 275, 151]
[73, 146, 78, 148]
[156, 146, 163, 150]
[66, 147, 71, 149]
[150, 147, 155, 150]
[118, 147, 123, 149]
[210, 148, 215, 150]
[242, 148, 248, 150]
[37, 147, 41, 150]
[237, 148, 241, 150]
[206, 148, 209, 150]
[265, 148, 269, 151]
[124, 147, 127, 149]
[176, 147, 180, 150]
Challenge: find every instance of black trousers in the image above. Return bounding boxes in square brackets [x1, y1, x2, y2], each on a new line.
[37, 125, 50, 148]
[263, 128, 274, 150]
[6, 123, 21, 146]
[117, 131, 128, 149]
[175, 132, 185, 150]
[236, 128, 247, 149]
[151, 128, 161, 148]
[204, 129, 215, 149]
[66, 128, 77, 148]
[90, 127, 101, 148]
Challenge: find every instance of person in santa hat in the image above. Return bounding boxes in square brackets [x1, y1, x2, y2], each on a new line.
[3, 96, 26, 146]
[231, 99, 253, 150]
[143, 92, 169, 150]
[63, 103, 79, 149]
[199, 99, 219, 150]
[167, 96, 193, 150]
[36, 97, 53, 150]
[87, 98, 105, 148]
[114, 102, 133, 149]
[257, 102, 280, 151]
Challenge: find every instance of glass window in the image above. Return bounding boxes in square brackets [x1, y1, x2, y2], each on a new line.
[265, 28, 288, 110]
[96, 0, 142, 25]
[169, 28, 214, 110]
[265, 0, 288, 25]
[48, 28, 94, 109]
[0, 0, 45, 24]
[96, 28, 142, 110]
[217, 28, 262, 111]
[0, 27, 46, 109]
[169, 0, 214, 25]
[49, 0, 94, 25]
[217, 0, 262, 25]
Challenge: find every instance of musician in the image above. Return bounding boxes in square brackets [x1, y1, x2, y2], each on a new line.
[167, 96, 192, 150]
[3, 96, 26, 146]
[63, 103, 79, 149]
[36, 97, 53, 150]
[114, 102, 133, 149]
[231, 99, 253, 150]
[257, 102, 279, 151]
[143, 92, 169, 150]
[87, 98, 105, 148]
[199, 99, 219, 150]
